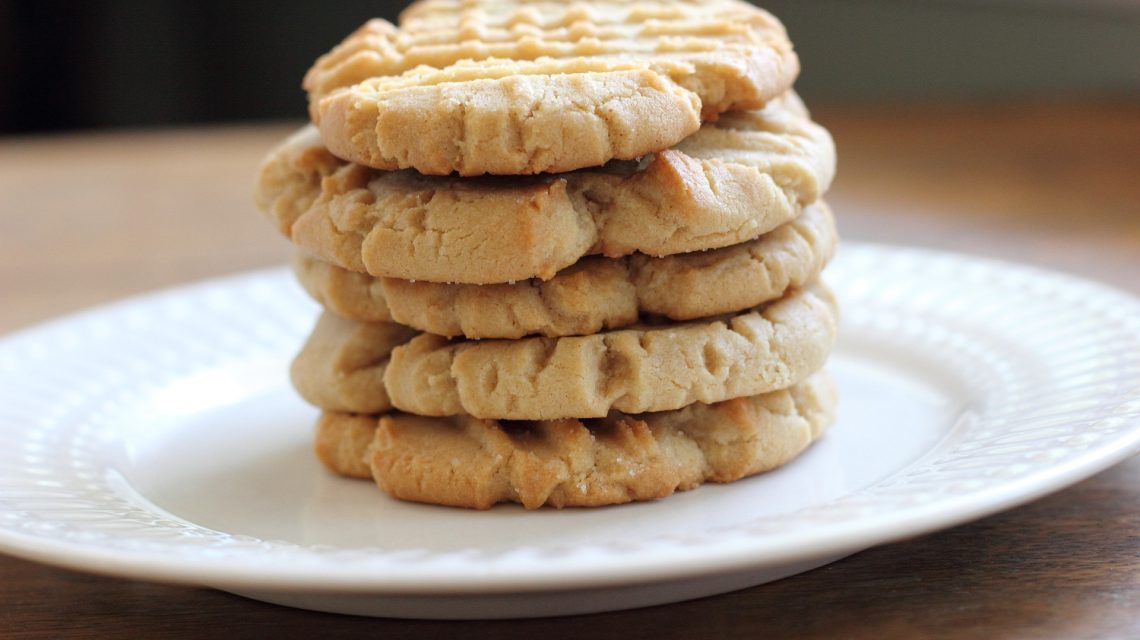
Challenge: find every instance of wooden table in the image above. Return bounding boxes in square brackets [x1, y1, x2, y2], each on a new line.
[1, 102, 1137, 638]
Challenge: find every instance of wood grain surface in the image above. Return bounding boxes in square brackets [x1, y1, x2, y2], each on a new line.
[0, 101, 1137, 638]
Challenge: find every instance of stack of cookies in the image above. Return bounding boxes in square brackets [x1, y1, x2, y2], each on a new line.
[254, 0, 839, 509]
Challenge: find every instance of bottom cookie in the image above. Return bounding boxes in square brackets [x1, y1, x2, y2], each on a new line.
[316, 371, 836, 510]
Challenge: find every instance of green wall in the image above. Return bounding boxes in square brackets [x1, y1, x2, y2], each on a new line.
[764, 0, 1139, 100]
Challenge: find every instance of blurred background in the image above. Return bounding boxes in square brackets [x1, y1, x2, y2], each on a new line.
[2, 0, 1138, 133]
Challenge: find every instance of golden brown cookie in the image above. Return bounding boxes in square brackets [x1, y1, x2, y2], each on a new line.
[255, 93, 835, 284]
[293, 253, 395, 324]
[294, 202, 837, 338]
[291, 313, 417, 413]
[382, 283, 837, 420]
[305, 0, 799, 175]
[314, 412, 378, 480]
[316, 370, 836, 509]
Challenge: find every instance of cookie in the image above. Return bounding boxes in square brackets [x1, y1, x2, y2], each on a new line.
[255, 93, 835, 284]
[316, 370, 836, 509]
[294, 253, 395, 324]
[318, 60, 703, 177]
[383, 283, 837, 420]
[294, 201, 837, 338]
[314, 412, 377, 480]
[291, 312, 417, 413]
[304, 0, 799, 175]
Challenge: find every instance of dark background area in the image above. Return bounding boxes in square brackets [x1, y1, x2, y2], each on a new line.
[2, 0, 1138, 134]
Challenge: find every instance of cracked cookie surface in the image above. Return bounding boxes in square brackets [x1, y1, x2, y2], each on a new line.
[305, 0, 799, 175]
[256, 93, 834, 284]
[315, 370, 835, 509]
[291, 313, 417, 413]
[295, 202, 837, 338]
[380, 283, 837, 420]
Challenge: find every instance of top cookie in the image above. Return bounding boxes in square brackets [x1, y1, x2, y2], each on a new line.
[304, 0, 799, 175]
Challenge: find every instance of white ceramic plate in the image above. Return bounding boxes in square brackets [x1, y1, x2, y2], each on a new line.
[1, 243, 1138, 619]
